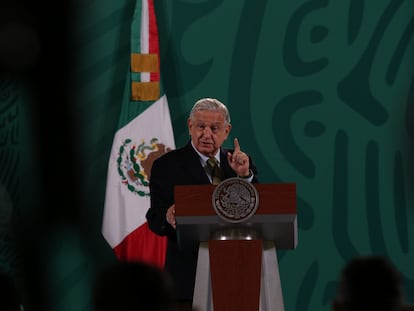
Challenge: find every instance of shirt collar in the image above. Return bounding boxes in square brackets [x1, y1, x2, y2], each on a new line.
[191, 141, 221, 165]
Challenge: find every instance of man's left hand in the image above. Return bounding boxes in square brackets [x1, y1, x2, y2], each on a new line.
[227, 138, 250, 177]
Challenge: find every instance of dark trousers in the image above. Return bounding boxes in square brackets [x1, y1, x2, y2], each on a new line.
[174, 299, 194, 311]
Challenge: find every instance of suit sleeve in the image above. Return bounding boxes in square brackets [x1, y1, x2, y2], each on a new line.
[145, 156, 176, 237]
[249, 155, 259, 183]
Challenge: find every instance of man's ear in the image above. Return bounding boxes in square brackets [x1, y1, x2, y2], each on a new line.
[187, 118, 192, 134]
[224, 124, 232, 138]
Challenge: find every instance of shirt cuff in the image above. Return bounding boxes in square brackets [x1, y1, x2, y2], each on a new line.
[238, 169, 253, 182]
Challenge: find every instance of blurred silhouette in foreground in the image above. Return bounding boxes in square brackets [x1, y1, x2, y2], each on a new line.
[92, 260, 178, 311]
[0, 267, 21, 311]
[332, 255, 411, 311]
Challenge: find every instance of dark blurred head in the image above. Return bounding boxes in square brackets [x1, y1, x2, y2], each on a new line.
[92, 261, 175, 311]
[0, 267, 21, 311]
[333, 256, 403, 311]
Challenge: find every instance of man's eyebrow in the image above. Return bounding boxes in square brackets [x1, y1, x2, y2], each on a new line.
[195, 121, 223, 125]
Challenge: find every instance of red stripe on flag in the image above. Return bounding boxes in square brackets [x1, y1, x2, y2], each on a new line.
[113, 222, 167, 269]
[148, 0, 160, 82]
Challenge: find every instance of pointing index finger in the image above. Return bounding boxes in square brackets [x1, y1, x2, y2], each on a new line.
[233, 137, 241, 152]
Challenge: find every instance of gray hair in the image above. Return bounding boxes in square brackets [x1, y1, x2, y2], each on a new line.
[189, 98, 231, 125]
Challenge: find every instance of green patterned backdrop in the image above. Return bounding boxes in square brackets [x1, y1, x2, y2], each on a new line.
[1, 0, 413, 310]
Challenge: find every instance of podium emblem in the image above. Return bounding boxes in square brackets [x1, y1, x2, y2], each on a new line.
[212, 177, 259, 223]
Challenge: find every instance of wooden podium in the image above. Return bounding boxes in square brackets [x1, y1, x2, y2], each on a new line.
[174, 183, 297, 311]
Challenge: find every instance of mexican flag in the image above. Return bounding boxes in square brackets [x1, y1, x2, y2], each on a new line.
[102, 0, 175, 268]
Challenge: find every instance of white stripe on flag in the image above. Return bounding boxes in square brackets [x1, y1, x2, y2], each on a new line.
[140, 0, 150, 82]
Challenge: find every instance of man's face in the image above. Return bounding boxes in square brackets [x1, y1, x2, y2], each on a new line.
[188, 110, 231, 157]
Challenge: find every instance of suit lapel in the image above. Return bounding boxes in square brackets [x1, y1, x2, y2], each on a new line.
[178, 143, 211, 184]
[220, 148, 237, 179]
[176, 143, 237, 184]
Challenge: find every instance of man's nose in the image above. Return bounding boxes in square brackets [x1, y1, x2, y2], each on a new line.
[203, 126, 213, 135]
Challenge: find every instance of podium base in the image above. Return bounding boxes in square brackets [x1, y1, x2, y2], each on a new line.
[193, 241, 285, 311]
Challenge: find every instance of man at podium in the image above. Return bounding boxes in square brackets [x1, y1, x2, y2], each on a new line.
[146, 97, 258, 309]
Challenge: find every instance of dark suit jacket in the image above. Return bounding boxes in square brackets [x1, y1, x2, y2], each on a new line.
[146, 141, 258, 301]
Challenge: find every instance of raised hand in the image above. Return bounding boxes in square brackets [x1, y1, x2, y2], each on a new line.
[227, 138, 250, 177]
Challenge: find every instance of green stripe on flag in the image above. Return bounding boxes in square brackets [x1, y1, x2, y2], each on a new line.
[131, 0, 142, 55]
